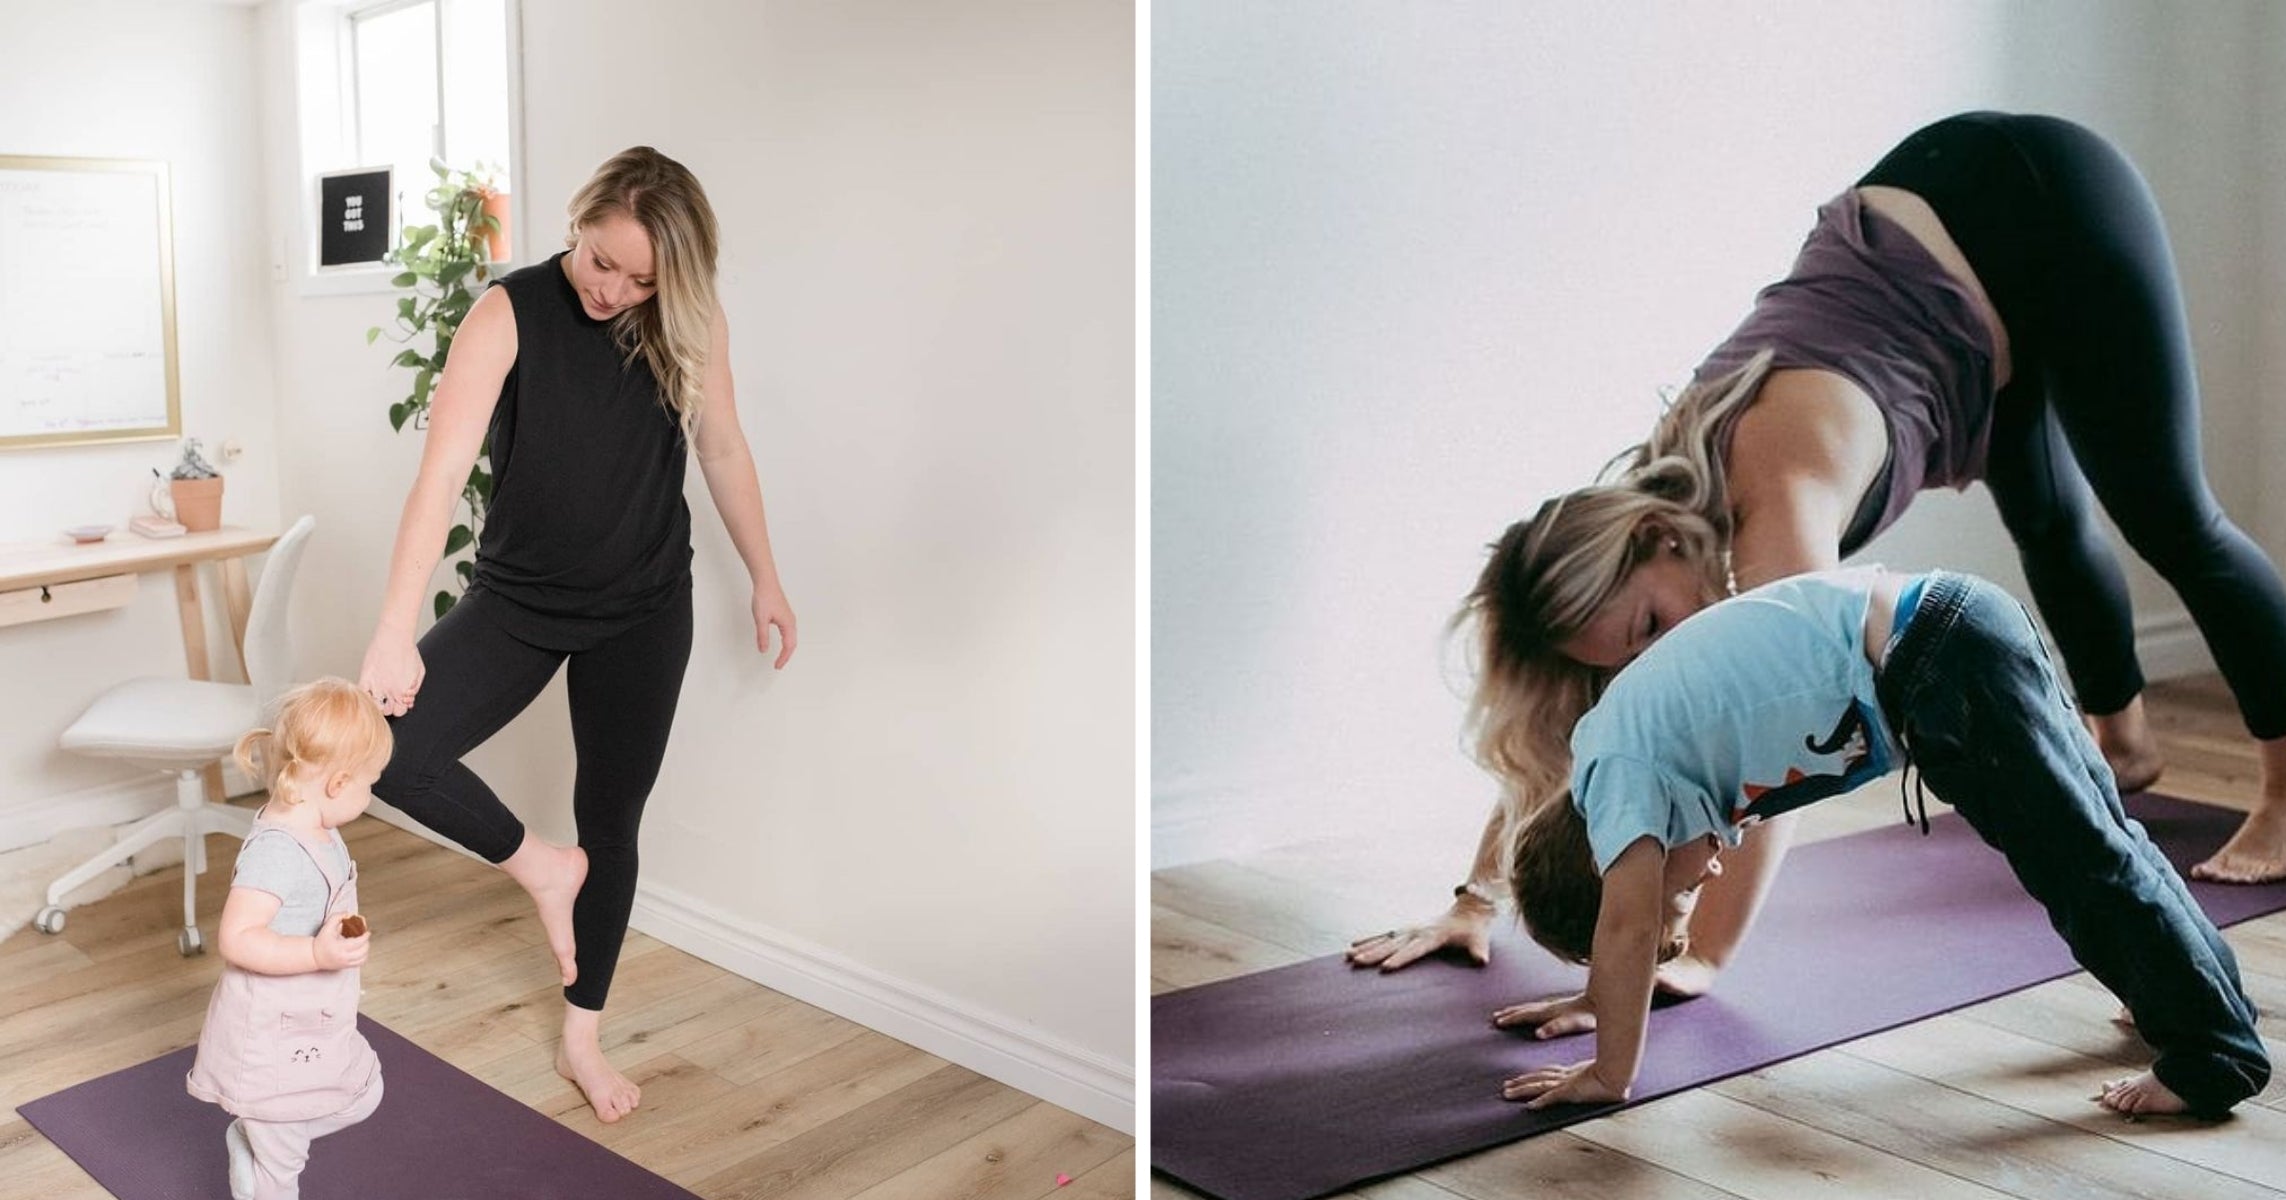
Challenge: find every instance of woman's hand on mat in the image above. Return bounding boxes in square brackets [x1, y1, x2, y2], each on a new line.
[1652, 952, 1720, 999]
[752, 582, 798, 669]
[1345, 899, 1494, 971]
[1502, 1060, 1629, 1108]
[311, 917, 369, 971]
[358, 630, 426, 717]
[1491, 992, 1596, 1038]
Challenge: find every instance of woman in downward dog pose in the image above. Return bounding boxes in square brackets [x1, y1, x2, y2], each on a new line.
[1349, 111, 2286, 997]
[359, 146, 797, 1122]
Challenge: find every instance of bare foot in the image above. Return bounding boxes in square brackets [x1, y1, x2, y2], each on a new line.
[556, 1040, 641, 1123]
[2095, 1071, 2190, 1116]
[504, 837, 587, 985]
[2190, 803, 2286, 884]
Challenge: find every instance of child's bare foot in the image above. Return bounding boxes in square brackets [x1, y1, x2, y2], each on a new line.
[556, 1030, 641, 1122]
[2095, 1071, 2190, 1116]
[2190, 802, 2286, 884]
[503, 837, 587, 985]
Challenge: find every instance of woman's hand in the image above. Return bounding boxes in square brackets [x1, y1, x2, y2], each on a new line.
[311, 915, 370, 971]
[357, 629, 425, 718]
[1492, 991, 1597, 1038]
[751, 583, 798, 668]
[1346, 896, 1494, 971]
[1502, 1059, 1630, 1108]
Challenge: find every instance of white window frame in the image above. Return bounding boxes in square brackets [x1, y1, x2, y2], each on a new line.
[287, 0, 525, 297]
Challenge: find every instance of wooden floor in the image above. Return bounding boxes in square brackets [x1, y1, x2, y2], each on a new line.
[1151, 675, 2286, 1200]
[0, 802, 1134, 1199]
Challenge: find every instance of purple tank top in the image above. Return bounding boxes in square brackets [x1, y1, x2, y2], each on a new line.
[1694, 189, 2000, 554]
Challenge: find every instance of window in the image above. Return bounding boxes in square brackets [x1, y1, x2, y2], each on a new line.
[292, 0, 519, 293]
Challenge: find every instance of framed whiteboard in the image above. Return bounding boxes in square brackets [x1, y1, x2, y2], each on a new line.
[0, 156, 181, 450]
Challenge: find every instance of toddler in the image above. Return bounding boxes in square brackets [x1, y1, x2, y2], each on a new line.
[1503, 567, 2267, 1117]
[185, 677, 388, 1199]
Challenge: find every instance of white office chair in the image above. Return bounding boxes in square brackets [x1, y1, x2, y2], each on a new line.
[33, 515, 317, 955]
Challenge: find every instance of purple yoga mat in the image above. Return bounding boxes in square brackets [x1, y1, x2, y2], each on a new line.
[17, 1016, 698, 1200]
[1152, 793, 2286, 1200]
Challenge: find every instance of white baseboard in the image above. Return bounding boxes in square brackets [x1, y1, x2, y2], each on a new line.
[1152, 764, 1385, 871]
[1152, 785, 1367, 872]
[631, 879, 1135, 1134]
[361, 805, 1133, 1132]
[2134, 608, 2217, 682]
[0, 760, 262, 857]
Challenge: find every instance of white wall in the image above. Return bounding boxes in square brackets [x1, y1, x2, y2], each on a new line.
[2261, 2, 2286, 552]
[259, 0, 1135, 1127]
[1152, 1, 2282, 868]
[0, 0, 277, 845]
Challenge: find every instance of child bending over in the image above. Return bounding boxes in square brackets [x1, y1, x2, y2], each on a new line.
[1501, 566, 2266, 1117]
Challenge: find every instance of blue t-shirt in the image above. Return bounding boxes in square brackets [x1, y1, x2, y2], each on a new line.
[1569, 567, 1909, 872]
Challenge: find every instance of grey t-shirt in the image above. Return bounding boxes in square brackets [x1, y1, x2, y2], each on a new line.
[230, 828, 349, 937]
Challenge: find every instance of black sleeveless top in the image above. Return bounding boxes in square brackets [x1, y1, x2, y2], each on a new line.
[466, 251, 693, 650]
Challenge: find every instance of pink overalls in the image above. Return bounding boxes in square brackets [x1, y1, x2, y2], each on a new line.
[186, 818, 381, 1199]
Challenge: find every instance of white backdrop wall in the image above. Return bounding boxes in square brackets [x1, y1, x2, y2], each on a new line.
[2261, 3, 2286, 550]
[1152, 1, 2283, 869]
[254, 0, 1135, 1127]
[0, 0, 277, 848]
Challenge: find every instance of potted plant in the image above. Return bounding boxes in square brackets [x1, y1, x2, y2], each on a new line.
[368, 157, 508, 618]
[469, 164, 512, 263]
[167, 438, 224, 532]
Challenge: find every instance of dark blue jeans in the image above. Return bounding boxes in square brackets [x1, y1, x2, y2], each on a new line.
[1875, 571, 2268, 1113]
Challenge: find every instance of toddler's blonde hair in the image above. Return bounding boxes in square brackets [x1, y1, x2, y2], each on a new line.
[232, 678, 393, 806]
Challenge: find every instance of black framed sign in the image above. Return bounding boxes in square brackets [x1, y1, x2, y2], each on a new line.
[317, 166, 392, 267]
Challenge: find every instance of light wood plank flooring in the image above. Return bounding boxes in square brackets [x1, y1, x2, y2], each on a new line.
[1151, 675, 2286, 1200]
[0, 802, 1133, 1199]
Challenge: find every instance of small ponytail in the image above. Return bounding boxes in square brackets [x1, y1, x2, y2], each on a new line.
[233, 728, 289, 803]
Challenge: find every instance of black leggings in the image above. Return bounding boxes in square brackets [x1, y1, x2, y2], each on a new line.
[1858, 111, 2286, 738]
[373, 584, 694, 1010]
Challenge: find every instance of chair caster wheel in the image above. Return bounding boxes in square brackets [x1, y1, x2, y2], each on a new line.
[179, 927, 204, 956]
[34, 906, 66, 935]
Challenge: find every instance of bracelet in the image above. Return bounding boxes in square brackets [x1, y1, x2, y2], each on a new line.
[1452, 880, 1500, 909]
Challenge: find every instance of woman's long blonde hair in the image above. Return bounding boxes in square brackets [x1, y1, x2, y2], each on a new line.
[1457, 348, 1774, 828]
[565, 146, 721, 443]
[234, 678, 393, 806]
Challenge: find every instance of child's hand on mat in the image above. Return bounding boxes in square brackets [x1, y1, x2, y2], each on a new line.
[1491, 992, 1595, 1038]
[1502, 1060, 1629, 1108]
[312, 916, 370, 971]
[1346, 899, 1493, 971]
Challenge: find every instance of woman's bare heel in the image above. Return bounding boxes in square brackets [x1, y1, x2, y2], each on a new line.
[502, 835, 587, 985]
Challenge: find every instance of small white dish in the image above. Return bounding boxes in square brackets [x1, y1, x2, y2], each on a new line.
[66, 524, 114, 544]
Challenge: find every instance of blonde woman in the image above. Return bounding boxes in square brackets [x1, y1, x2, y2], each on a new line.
[1349, 111, 2286, 993]
[357, 146, 796, 1123]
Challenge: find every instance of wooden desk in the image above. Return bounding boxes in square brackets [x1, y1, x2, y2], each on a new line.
[0, 525, 279, 803]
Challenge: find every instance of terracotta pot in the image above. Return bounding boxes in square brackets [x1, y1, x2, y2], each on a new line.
[170, 477, 223, 532]
[479, 191, 512, 262]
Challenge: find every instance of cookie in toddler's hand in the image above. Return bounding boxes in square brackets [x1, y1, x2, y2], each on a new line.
[338, 914, 368, 938]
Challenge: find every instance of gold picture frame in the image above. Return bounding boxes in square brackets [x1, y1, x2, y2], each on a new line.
[0, 155, 181, 450]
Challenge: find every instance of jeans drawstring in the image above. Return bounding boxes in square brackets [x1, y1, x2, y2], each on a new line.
[1897, 743, 1932, 836]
